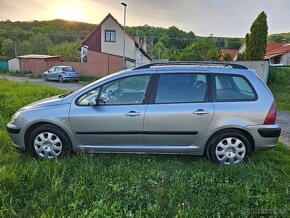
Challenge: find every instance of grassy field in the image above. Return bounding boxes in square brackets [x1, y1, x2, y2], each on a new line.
[0, 78, 290, 217]
[268, 66, 290, 112]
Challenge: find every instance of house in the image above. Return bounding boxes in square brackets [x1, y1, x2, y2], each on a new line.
[219, 49, 239, 60]
[264, 43, 290, 65]
[233, 43, 246, 61]
[8, 54, 61, 75]
[233, 42, 290, 65]
[80, 13, 151, 69]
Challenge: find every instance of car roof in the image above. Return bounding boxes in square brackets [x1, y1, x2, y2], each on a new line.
[117, 62, 255, 77]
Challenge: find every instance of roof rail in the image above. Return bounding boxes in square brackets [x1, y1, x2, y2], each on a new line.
[133, 61, 248, 70]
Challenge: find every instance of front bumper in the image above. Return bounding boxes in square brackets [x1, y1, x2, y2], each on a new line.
[6, 122, 26, 150]
[6, 123, 21, 134]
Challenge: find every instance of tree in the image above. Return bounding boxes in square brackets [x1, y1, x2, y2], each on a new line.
[223, 53, 232, 61]
[153, 41, 167, 59]
[179, 37, 218, 61]
[29, 33, 52, 54]
[244, 33, 250, 60]
[225, 38, 242, 50]
[18, 41, 32, 55]
[1, 38, 14, 57]
[244, 11, 268, 60]
[48, 40, 80, 62]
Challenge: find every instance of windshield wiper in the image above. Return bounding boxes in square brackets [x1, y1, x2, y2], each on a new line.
[58, 91, 73, 98]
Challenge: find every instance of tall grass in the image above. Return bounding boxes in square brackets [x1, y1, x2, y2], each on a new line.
[0, 78, 289, 217]
[268, 66, 290, 112]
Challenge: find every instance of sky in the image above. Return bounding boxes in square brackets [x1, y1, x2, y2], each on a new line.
[0, 0, 290, 37]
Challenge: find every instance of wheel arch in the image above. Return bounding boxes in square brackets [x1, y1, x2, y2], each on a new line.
[24, 122, 72, 150]
[204, 128, 255, 155]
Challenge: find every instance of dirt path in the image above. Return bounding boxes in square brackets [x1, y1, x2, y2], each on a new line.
[277, 112, 290, 146]
[0, 74, 85, 91]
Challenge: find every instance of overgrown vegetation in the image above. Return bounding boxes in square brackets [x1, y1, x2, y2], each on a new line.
[268, 67, 290, 112]
[0, 79, 289, 217]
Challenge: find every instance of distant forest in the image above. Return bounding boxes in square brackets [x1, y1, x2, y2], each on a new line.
[0, 19, 288, 61]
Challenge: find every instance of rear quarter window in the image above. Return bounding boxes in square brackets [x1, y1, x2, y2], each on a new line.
[214, 74, 257, 101]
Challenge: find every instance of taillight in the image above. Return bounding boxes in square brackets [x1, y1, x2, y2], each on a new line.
[61, 72, 67, 75]
[263, 101, 277, 125]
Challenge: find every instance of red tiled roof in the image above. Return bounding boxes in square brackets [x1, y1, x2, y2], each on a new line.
[220, 49, 239, 59]
[264, 43, 290, 59]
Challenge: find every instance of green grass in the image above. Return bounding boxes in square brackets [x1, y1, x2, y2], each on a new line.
[0, 78, 290, 217]
[268, 67, 290, 112]
[80, 76, 99, 83]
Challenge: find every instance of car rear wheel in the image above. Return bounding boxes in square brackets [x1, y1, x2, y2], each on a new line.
[206, 130, 252, 165]
[59, 76, 64, 83]
[28, 124, 71, 160]
[44, 75, 48, 81]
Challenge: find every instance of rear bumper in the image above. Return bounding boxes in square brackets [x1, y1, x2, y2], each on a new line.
[246, 124, 281, 151]
[258, 127, 281, 138]
[63, 76, 80, 81]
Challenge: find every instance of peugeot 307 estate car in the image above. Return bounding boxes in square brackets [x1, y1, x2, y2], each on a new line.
[7, 62, 281, 165]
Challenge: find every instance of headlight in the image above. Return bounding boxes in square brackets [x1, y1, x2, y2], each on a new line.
[11, 111, 22, 122]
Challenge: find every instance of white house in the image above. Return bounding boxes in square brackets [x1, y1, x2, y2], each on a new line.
[81, 13, 151, 69]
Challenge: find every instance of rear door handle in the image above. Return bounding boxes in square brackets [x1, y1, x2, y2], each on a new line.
[125, 111, 141, 117]
[193, 109, 209, 115]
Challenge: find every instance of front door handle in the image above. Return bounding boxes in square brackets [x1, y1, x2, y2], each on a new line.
[125, 111, 141, 117]
[193, 109, 209, 115]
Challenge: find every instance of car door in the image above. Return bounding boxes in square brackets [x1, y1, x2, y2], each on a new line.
[69, 74, 152, 146]
[47, 67, 55, 80]
[53, 67, 60, 80]
[144, 72, 214, 146]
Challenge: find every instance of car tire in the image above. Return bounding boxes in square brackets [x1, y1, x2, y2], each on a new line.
[44, 75, 48, 81]
[59, 76, 64, 83]
[28, 124, 71, 160]
[206, 130, 252, 165]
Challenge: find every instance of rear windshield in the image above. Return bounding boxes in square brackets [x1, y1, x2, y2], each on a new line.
[62, 67, 75, 72]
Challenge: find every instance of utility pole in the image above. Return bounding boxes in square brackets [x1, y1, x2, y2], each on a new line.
[14, 42, 17, 57]
[121, 2, 127, 70]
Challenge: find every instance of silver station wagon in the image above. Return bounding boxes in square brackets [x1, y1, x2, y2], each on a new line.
[7, 62, 281, 165]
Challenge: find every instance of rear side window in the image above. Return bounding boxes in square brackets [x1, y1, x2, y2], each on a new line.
[214, 74, 256, 101]
[155, 73, 207, 104]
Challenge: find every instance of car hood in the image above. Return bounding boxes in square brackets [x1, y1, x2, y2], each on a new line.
[22, 95, 63, 110]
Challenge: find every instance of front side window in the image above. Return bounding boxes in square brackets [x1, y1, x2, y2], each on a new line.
[155, 73, 207, 104]
[214, 74, 256, 101]
[105, 30, 116, 42]
[77, 87, 101, 106]
[99, 75, 150, 105]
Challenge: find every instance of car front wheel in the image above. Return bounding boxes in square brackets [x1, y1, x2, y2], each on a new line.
[28, 124, 71, 160]
[44, 75, 48, 81]
[206, 130, 252, 165]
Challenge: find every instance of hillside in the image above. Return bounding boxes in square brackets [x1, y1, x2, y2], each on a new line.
[268, 32, 290, 43]
[0, 19, 242, 60]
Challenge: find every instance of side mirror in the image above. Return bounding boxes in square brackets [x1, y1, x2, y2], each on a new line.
[89, 98, 106, 107]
